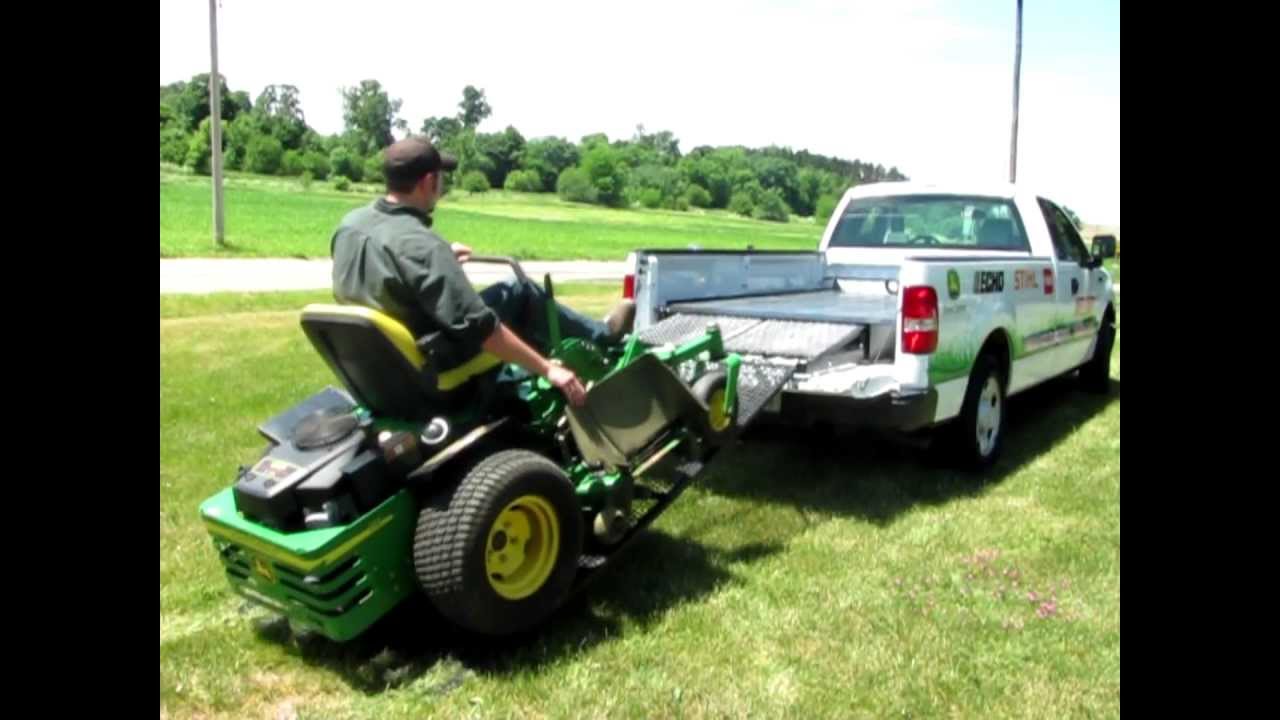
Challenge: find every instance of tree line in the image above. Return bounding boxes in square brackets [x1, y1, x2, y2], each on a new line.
[160, 75, 909, 223]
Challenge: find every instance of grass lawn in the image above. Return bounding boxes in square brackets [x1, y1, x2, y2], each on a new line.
[160, 285, 1118, 719]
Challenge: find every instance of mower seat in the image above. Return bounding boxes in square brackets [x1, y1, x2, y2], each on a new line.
[564, 353, 707, 470]
[300, 304, 503, 419]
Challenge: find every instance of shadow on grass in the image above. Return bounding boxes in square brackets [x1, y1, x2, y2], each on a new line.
[253, 531, 783, 694]
[250, 376, 1115, 694]
[709, 374, 1120, 525]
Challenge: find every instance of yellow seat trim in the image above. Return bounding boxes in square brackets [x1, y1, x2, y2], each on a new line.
[437, 351, 504, 390]
[302, 304, 502, 391]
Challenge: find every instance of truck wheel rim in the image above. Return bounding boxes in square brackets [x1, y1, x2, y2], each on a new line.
[485, 494, 560, 600]
[976, 376, 1002, 457]
[707, 388, 733, 431]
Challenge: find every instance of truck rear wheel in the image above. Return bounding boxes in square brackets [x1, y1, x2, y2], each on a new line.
[413, 449, 583, 636]
[943, 354, 1007, 470]
[1079, 308, 1116, 394]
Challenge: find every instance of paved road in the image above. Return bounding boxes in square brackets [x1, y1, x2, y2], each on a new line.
[160, 258, 629, 294]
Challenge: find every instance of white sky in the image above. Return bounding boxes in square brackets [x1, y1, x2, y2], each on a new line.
[160, 0, 1119, 225]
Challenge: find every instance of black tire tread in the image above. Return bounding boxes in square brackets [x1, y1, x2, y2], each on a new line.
[1080, 309, 1116, 394]
[942, 353, 1006, 471]
[412, 449, 581, 635]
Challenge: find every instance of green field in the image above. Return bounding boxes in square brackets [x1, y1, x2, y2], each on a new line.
[160, 169, 1124, 289]
[160, 289, 1119, 719]
[160, 169, 824, 260]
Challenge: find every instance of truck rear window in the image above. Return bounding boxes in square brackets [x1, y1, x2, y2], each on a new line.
[829, 195, 1031, 252]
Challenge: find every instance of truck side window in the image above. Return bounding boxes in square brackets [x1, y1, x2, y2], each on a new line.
[1060, 217, 1092, 264]
[1038, 198, 1087, 264]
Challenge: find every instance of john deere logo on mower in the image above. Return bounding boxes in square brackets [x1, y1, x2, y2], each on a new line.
[252, 557, 276, 582]
[947, 270, 961, 300]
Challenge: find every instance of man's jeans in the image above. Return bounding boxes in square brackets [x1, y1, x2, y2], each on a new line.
[479, 277, 613, 353]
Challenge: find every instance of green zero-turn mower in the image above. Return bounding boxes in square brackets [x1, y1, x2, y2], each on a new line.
[199, 257, 742, 640]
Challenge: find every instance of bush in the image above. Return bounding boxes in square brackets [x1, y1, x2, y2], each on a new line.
[160, 126, 190, 165]
[222, 114, 262, 172]
[557, 168, 598, 204]
[333, 176, 351, 192]
[683, 184, 712, 209]
[753, 188, 790, 223]
[329, 147, 363, 182]
[523, 137, 579, 191]
[300, 171, 313, 190]
[814, 194, 840, 224]
[246, 134, 284, 175]
[184, 118, 221, 175]
[461, 170, 490, 193]
[304, 151, 330, 180]
[280, 149, 306, 177]
[459, 154, 496, 187]
[728, 191, 755, 217]
[363, 151, 385, 185]
[580, 145, 628, 207]
[639, 188, 663, 209]
[223, 146, 245, 172]
[503, 169, 543, 192]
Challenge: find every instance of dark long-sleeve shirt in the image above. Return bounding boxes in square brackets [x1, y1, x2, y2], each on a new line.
[330, 199, 498, 360]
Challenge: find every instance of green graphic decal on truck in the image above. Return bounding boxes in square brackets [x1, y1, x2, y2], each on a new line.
[928, 316, 1099, 385]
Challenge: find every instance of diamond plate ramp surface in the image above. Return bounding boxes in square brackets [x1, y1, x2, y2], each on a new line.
[637, 314, 863, 362]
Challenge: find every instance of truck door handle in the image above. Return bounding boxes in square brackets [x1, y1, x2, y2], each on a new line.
[1071, 278, 1079, 295]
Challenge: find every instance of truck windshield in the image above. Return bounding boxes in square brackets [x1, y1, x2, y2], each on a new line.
[828, 195, 1030, 252]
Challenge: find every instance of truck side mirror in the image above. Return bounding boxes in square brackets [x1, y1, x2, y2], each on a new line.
[1091, 234, 1117, 260]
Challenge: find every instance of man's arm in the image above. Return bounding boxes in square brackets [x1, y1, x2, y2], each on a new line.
[395, 237, 587, 407]
[481, 322, 587, 406]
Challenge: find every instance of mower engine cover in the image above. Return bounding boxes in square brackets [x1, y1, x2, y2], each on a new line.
[233, 388, 394, 531]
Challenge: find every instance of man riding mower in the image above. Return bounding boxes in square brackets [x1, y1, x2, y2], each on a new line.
[198, 258, 742, 641]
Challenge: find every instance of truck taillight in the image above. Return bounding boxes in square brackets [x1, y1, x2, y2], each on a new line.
[902, 285, 938, 354]
[622, 252, 637, 299]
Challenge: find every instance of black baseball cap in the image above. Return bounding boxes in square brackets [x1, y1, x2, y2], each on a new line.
[384, 136, 458, 183]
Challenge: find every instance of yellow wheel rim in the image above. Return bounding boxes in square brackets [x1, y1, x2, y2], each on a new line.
[707, 388, 733, 431]
[484, 494, 560, 600]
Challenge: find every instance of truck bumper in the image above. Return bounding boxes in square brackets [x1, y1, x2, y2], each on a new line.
[774, 387, 938, 432]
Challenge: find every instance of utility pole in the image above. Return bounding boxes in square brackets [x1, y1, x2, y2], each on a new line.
[1010, 0, 1023, 184]
[209, 0, 225, 247]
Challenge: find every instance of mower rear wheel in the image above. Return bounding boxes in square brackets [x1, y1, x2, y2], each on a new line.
[413, 449, 583, 636]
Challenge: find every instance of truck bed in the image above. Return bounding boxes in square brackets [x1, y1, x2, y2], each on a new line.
[635, 288, 892, 427]
[668, 288, 897, 325]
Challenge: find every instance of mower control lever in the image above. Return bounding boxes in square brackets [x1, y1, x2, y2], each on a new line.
[467, 255, 532, 285]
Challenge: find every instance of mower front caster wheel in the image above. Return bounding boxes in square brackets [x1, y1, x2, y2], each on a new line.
[691, 370, 738, 446]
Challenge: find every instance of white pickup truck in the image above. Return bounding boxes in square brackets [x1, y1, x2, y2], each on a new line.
[624, 182, 1117, 468]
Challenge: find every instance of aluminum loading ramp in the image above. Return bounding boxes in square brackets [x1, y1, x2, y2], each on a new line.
[635, 304, 866, 427]
[571, 303, 866, 592]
